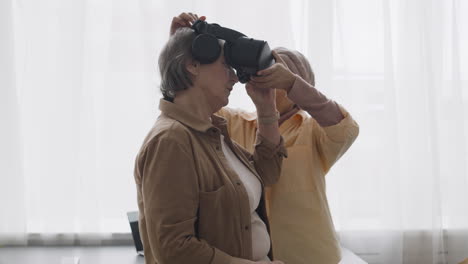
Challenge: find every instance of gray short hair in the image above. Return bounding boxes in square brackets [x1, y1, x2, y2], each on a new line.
[158, 27, 196, 101]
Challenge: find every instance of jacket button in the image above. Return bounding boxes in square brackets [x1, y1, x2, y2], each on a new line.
[216, 146, 220, 150]
[244, 225, 249, 230]
[236, 182, 241, 186]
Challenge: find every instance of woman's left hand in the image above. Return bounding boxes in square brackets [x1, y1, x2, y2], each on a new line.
[249, 50, 296, 93]
[245, 82, 276, 114]
[170, 12, 206, 36]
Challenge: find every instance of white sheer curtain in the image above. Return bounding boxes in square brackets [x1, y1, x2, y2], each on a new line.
[1, 0, 467, 263]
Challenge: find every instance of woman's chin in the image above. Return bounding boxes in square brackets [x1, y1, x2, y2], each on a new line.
[213, 100, 228, 113]
[221, 99, 229, 108]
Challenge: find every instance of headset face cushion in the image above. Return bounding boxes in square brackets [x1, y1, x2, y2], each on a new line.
[192, 34, 222, 64]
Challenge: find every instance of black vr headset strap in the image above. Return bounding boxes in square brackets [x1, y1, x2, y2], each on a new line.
[192, 20, 246, 42]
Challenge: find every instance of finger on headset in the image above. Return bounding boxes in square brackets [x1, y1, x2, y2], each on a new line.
[263, 74, 277, 83]
[250, 77, 267, 84]
[258, 82, 276, 90]
[254, 83, 274, 90]
[178, 12, 188, 20]
[199, 16, 206, 21]
[173, 16, 188, 27]
[172, 16, 182, 23]
[251, 77, 272, 84]
[188, 13, 199, 22]
[271, 50, 285, 64]
[249, 77, 263, 83]
[250, 79, 272, 89]
[187, 14, 195, 22]
[175, 14, 192, 27]
[178, 21, 190, 29]
[179, 12, 194, 23]
[273, 51, 289, 69]
[256, 66, 276, 77]
[257, 61, 281, 76]
[188, 12, 197, 20]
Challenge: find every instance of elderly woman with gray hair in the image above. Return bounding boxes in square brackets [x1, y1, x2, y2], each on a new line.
[133, 13, 287, 264]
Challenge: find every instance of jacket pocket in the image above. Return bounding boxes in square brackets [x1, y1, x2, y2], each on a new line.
[197, 185, 228, 246]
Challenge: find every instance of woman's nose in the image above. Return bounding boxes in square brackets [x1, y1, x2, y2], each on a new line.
[230, 68, 239, 83]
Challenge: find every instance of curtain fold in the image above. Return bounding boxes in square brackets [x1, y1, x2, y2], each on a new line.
[0, 0, 27, 246]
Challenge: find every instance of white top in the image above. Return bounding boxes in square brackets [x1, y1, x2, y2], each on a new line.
[220, 135, 271, 261]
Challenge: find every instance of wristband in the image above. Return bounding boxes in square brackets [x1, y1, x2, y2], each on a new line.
[257, 111, 280, 125]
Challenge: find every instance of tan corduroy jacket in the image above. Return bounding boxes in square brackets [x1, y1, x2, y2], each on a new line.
[134, 99, 287, 264]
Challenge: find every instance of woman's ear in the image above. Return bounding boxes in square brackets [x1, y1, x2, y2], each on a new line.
[186, 60, 200, 76]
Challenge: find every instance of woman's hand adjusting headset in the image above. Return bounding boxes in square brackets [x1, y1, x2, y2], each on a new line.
[170, 12, 206, 36]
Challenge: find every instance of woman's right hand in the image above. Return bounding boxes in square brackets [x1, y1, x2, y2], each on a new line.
[249, 50, 296, 93]
[245, 82, 276, 115]
[170, 12, 206, 36]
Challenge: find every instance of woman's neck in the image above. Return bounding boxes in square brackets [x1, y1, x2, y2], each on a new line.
[173, 89, 213, 123]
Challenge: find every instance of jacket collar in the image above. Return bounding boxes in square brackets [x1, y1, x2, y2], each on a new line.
[159, 99, 228, 133]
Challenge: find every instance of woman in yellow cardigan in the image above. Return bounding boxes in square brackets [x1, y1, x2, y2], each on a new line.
[217, 47, 360, 264]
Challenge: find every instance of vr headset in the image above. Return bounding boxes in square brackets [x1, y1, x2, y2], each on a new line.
[191, 20, 274, 83]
